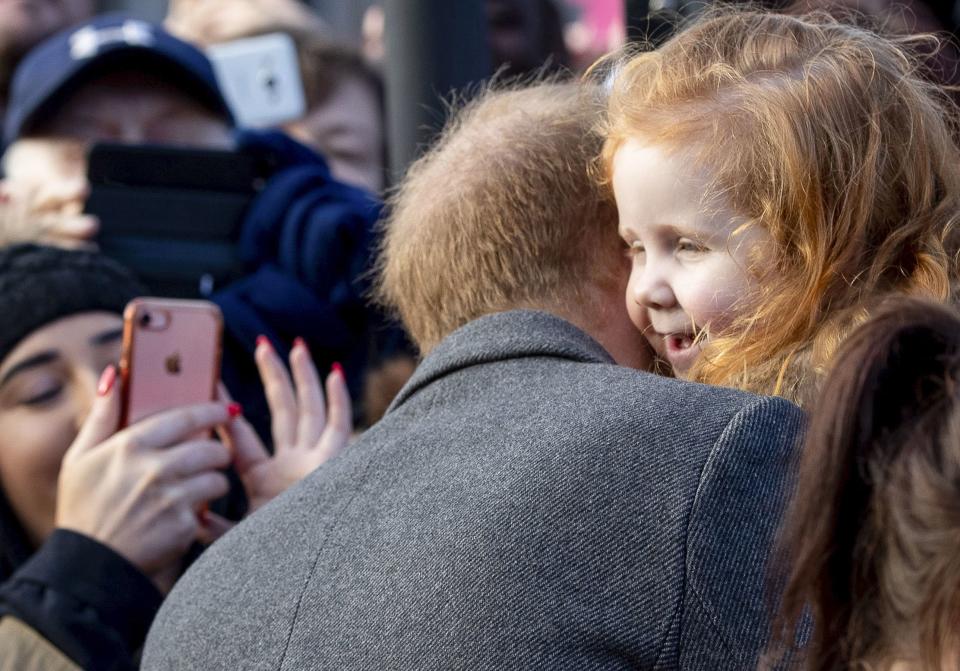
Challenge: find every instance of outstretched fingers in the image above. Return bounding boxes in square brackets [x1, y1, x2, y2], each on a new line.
[290, 338, 326, 449]
[255, 335, 297, 450]
[316, 363, 352, 461]
[216, 383, 269, 475]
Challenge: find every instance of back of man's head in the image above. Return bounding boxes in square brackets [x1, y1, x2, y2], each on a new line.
[377, 82, 627, 355]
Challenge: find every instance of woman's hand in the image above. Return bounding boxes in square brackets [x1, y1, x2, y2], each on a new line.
[165, 0, 327, 46]
[220, 337, 352, 513]
[54, 365, 236, 593]
[0, 139, 100, 248]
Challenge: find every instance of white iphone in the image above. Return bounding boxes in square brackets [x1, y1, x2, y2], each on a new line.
[207, 32, 307, 129]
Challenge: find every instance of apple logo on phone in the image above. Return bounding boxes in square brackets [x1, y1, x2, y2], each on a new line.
[165, 352, 182, 375]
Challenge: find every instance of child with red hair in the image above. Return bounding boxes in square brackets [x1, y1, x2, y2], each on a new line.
[602, 9, 960, 406]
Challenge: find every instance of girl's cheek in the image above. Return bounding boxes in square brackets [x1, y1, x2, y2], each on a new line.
[681, 262, 742, 327]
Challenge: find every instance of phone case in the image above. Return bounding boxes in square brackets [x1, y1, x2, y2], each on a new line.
[206, 32, 306, 128]
[119, 298, 224, 428]
[87, 143, 268, 299]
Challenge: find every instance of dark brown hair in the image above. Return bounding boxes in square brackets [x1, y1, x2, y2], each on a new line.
[773, 297, 960, 669]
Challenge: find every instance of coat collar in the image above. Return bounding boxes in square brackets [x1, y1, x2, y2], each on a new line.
[0, 486, 32, 580]
[389, 310, 614, 412]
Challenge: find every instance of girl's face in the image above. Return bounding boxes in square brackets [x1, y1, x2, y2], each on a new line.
[0, 312, 122, 547]
[612, 139, 770, 377]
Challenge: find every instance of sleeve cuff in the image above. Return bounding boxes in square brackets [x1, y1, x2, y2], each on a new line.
[14, 529, 163, 651]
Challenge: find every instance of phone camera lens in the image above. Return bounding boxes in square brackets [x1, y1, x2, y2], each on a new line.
[140, 313, 152, 328]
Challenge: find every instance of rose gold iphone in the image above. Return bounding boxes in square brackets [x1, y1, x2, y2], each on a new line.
[119, 298, 223, 428]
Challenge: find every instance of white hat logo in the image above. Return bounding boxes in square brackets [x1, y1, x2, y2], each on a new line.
[69, 20, 155, 61]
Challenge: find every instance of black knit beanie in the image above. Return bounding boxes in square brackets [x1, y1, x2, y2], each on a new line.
[0, 244, 146, 365]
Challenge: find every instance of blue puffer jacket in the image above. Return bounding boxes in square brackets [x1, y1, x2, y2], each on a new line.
[215, 130, 391, 441]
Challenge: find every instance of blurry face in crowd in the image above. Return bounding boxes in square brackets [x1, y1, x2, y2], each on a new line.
[362, 0, 549, 73]
[0, 0, 93, 56]
[613, 139, 770, 377]
[1, 137, 89, 229]
[486, 0, 542, 75]
[0, 312, 122, 547]
[33, 70, 234, 146]
[1, 69, 233, 242]
[285, 73, 384, 194]
[166, 0, 328, 47]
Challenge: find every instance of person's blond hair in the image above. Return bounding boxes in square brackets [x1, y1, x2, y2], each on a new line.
[600, 9, 960, 406]
[377, 82, 622, 353]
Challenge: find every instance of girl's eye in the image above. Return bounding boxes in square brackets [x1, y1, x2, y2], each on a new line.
[624, 240, 645, 259]
[676, 238, 706, 254]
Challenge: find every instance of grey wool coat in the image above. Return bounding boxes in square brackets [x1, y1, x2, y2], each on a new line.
[143, 310, 804, 671]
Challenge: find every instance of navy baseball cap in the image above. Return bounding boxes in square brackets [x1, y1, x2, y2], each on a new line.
[4, 14, 234, 145]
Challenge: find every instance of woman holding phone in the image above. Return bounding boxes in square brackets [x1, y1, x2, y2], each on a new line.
[0, 244, 352, 670]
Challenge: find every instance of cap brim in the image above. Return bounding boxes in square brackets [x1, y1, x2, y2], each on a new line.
[6, 45, 233, 143]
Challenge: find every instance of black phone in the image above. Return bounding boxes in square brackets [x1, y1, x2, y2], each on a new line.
[86, 142, 275, 298]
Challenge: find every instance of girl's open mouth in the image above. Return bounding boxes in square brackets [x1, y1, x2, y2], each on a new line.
[658, 331, 701, 374]
[665, 333, 695, 354]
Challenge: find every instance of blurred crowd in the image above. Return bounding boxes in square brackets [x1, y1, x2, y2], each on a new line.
[1, 0, 960, 670]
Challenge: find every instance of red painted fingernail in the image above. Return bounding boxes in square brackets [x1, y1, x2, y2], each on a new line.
[256, 335, 271, 349]
[0, 192, 9, 204]
[294, 336, 308, 352]
[331, 362, 344, 376]
[97, 365, 116, 396]
[227, 402, 243, 418]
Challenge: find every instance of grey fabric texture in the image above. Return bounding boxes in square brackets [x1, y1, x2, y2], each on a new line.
[143, 310, 804, 670]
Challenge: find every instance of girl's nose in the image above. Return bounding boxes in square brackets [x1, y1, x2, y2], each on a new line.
[632, 267, 677, 311]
